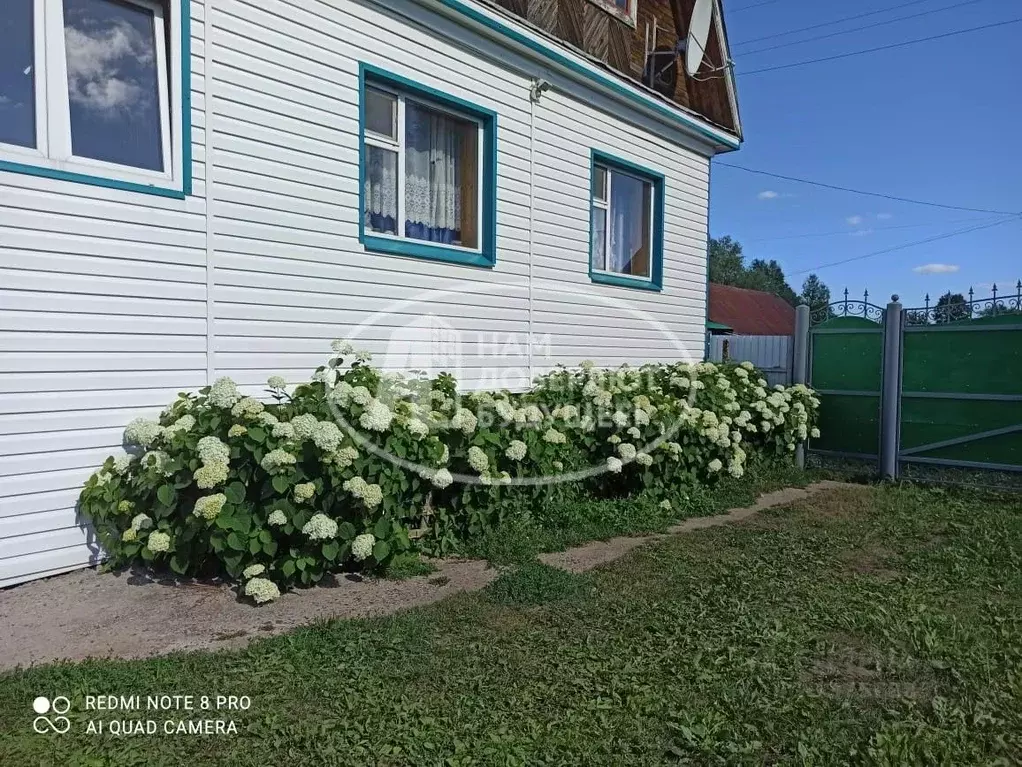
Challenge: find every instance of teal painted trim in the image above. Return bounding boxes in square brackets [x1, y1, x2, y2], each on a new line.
[431, 0, 739, 150]
[357, 62, 498, 268]
[363, 235, 496, 268]
[587, 149, 664, 293]
[0, 0, 192, 198]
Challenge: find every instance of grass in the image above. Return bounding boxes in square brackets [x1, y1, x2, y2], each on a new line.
[3, 482, 1022, 764]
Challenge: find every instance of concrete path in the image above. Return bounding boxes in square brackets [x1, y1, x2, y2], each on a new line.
[0, 481, 864, 670]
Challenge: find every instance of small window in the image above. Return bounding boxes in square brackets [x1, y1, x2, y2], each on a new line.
[590, 151, 664, 291]
[360, 65, 497, 267]
[586, 0, 637, 26]
[0, 0, 183, 192]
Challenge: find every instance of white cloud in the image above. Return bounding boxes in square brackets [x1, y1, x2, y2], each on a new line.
[876, 213, 893, 220]
[64, 19, 154, 116]
[846, 215, 864, 226]
[850, 228, 874, 237]
[913, 263, 960, 275]
[757, 190, 779, 200]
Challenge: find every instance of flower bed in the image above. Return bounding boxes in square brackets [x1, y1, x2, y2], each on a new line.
[79, 343, 820, 603]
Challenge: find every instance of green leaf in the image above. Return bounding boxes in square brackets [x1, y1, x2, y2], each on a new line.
[227, 532, 245, 551]
[262, 540, 278, 557]
[281, 559, 296, 577]
[272, 475, 290, 494]
[339, 522, 356, 541]
[156, 484, 174, 506]
[372, 540, 391, 562]
[374, 518, 390, 540]
[226, 481, 246, 505]
[247, 426, 266, 443]
[322, 541, 340, 561]
[258, 529, 272, 544]
[249, 537, 261, 555]
[169, 555, 188, 575]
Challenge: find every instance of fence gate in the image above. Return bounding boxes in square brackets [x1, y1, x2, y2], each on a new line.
[806, 294, 887, 464]
[709, 334, 793, 387]
[897, 290, 1022, 474]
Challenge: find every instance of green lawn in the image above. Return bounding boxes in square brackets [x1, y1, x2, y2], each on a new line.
[3, 483, 1021, 765]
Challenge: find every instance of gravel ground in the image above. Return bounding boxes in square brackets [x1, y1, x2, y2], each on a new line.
[0, 481, 860, 670]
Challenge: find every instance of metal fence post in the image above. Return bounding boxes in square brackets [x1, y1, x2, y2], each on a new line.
[880, 296, 903, 479]
[792, 303, 811, 469]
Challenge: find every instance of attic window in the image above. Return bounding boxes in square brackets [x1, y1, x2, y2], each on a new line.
[587, 0, 638, 27]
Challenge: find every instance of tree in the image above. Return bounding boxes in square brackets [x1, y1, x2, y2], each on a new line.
[708, 236, 802, 307]
[934, 292, 971, 323]
[708, 236, 745, 285]
[904, 310, 930, 326]
[799, 274, 832, 317]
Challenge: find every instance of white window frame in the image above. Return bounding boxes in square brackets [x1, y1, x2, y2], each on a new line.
[0, 0, 182, 188]
[363, 83, 486, 255]
[591, 162, 655, 282]
[586, 0, 638, 28]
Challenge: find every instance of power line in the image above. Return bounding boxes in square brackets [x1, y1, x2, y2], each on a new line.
[792, 216, 1022, 275]
[715, 162, 1022, 216]
[731, 0, 936, 48]
[740, 0, 988, 57]
[739, 17, 1022, 76]
[729, 0, 787, 13]
[746, 215, 1004, 242]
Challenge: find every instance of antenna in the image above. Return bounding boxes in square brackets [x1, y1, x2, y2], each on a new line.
[685, 0, 714, 77]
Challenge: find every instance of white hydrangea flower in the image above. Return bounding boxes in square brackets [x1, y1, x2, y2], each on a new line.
[272, 422, 296, 440]
[244, 577, 280, 604]
[312, 421, 342, 452]
[147, 531, 171, 553]
[741, 361, 755, 371]
[355, 350, 372, 363]
[495, 399, 516, 422]
[351, 533, 375, 562]
[618, 443, 637, 461]
[660, 500, 672, 510]
[124, 417, 162, 448]
[330, 381, 355, 406]
[708, 459, 723, 473]
[231, 397, 265, 418]
[208, 377, 241, 408]
[450, 407, 478, 435]
[267, 509, 287, 526]
[228, 424, 247, 438]
[267, 375, 287, 390]
[406, 418, 430, 439]
[243, 564, 266, 579]
[543, 428, 566, 444]
[142, 450, 172, 475]
[343, 476, 368, 498]
[131, 513, 152, 532]
[636, 452, 653, 467]
[193, 493, 227, 520]
[121, 528, 137, 542]
[606, 457, 623, 473]
[359, 400, 394, 432]
[431, 468, 453, 489]
[608, 434, 621, 445]
[194, 460, 229, 489]
[326, 445, 359, 469]
[350, 386, 372, 406]
[294, 482, 316, 503]
[522, 405, 544, 423]
[634, 409, 650, 426]
[691, 380, 706, 391]
[582, 380, 599, 397]
[627, 426, 641, 439]
[261, 449, 297, 473]
[197, 436, 230, 465]
[361, 484, 383, 508]
[505, 440, 527, 461]
[313, 368, 338, 387]
[468, 446, 489, 473]
[811, 427, 821, 439]
[291, 414, 319, 441]
[611, 410, 629, 428]
[163, 414, 196, 438]
[302, 513, 338, 540]
[439, 443, 449, 465]
[555, 404, 579, 421]
[552, 461, 563, 472]
[579, 360, 595, 370]
[728, 461, 745, 478]
[672, 376, 691, 390]
[112, 453, 135, 475]
[331, 339, 355, 355]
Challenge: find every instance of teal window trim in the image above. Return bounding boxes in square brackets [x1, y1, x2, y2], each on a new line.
[0, 0, 191, 199]
[588, 149, 665, 293]
[358, 62, 498, 269]
[430, 0, 739, 150]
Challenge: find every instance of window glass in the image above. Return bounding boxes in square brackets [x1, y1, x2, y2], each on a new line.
[365, 87, 396, 140]
[63, 0, 164, 171]
[364, 145, 398, 235]
[608, 170, 652, 278]
[0, 0, 36, 148]
[404, 100, 478, 248]
[591, 206, 607, 271]
[592, 165, 606, 201]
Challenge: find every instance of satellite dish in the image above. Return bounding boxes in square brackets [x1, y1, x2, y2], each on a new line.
[685, 0, 714, 77]
[643, 45, 678, 98]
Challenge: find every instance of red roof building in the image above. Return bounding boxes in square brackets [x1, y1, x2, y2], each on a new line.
[708, 283, 795, 335]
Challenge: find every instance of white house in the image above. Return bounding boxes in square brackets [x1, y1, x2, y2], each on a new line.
[0, 0, 741, 586]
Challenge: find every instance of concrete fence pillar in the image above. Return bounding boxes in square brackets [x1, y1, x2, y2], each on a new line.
[880, 296, 903, 480]
[792, 303, 811, 469]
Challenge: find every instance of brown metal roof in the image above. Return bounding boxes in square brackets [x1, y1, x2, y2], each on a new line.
[709, 283, 795, 335]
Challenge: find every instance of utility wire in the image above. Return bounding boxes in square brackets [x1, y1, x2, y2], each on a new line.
[729, 0, 787, 13]
[739, 17, 1022, 76]
[746, 215, 1004, 242]
[715, 162, 1022, 216]
[740, 0, 988, 57]
[792, 215, 1022, 274]
[732, 0, 936, 47]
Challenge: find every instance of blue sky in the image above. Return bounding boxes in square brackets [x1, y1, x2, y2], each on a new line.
[710, 0, 1022, 309]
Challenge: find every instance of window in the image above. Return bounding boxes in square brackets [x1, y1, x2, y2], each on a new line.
[359, 64, 497, 268]
[586, 0, 637, 27]
[0, 0, 186, 195]
[589, 151, 664, 291]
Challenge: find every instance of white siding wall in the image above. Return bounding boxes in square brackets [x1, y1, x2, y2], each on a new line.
[0, 2, 209, 587]
[0, 0, 720, 587]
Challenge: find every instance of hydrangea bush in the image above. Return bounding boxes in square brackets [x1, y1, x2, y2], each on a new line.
[79, 344, 820, 604]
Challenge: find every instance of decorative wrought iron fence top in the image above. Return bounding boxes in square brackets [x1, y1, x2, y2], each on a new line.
[809, 289, 886, 325]
[903, 280, 1022, 325]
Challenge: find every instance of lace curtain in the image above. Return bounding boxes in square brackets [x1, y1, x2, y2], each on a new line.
[404, 102, 463, 245]
[364, 145, 398, 235]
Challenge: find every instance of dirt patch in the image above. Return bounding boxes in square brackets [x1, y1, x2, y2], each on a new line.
[537, 534, 661, 574]
[842, 546, 902, 582]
